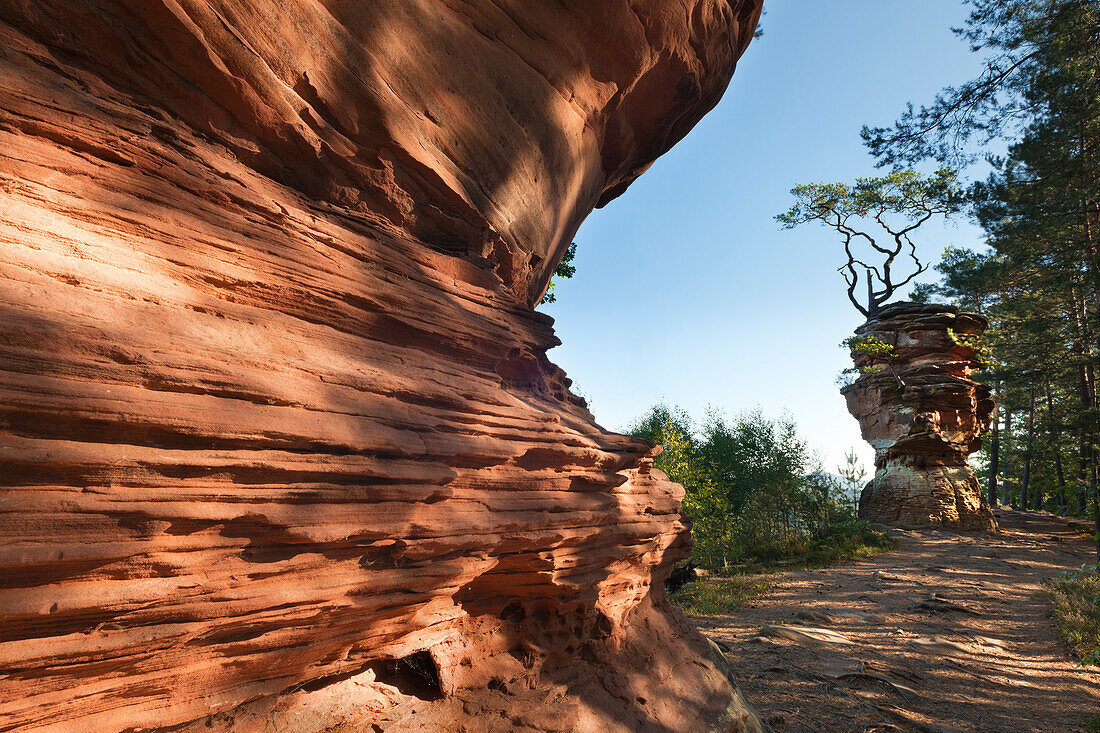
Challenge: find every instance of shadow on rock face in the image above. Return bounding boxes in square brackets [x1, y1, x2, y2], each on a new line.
[0, 1, 767, 731]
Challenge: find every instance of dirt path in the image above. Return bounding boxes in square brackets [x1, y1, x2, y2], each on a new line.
[693, 511, 1100, 732]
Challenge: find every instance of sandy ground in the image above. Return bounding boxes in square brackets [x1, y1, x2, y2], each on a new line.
[693, 510, 1100, 733]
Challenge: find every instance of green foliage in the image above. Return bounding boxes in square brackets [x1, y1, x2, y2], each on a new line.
[837, 365, 885, 388]
[910, 282, 938, 303]
[539, 242, 577, 305]
[630, 405, 704, 499]
[946, 328, 979, 348]
[776, 169, 963, 229]
[805, 520, 894, 566]
[836, 369, 859, 389]
[629, 405, 889, 572]
[864, 0, 1100, 169]
[777, 170, 963, 317]
[842, 335, 896, 359]
[669, 575, 773, 615]
[838, 336, 896, 387]
[930, 239, 1093, 516]
[868, 0, 1100, 540]
[947, 327, 993, 368]
[1047, 564, 1100, 666]
[668, 528, 891, 617]
[838, 448, 867, 510]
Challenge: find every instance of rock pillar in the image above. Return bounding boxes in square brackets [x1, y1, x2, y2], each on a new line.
[842, 303, 997, 531]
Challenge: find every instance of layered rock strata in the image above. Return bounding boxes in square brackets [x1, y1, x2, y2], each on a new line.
[0, 1, 764, 731]
[842, 303, 997, 531]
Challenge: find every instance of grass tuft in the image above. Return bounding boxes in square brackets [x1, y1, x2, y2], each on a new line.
[721, 522, 895, 574]
[671, 575, 774, 615]
[1046, 563, 1100, 667]
[670, 523, 893, 616]
[800, 522, 895, 568]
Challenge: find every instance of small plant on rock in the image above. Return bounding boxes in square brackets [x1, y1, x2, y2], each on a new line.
[838, 335, 903, 388]
[539, 241, 577, 305]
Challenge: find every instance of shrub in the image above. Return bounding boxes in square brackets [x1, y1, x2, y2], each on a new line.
[1048, 564, 1100, 667]
[629, 405, 891, 572]
[669, 575, 774, 615]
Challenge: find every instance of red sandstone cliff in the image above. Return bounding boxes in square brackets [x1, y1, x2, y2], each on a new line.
[0, 1, 764, 731]
[843, 303, 997, 531]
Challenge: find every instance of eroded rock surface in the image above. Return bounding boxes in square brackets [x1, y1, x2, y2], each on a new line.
[843, 303, 997, 531]
[0, 1, 764, 731]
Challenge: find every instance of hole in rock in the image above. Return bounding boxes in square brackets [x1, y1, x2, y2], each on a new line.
[592, 611, 613, 639]
[500, 601, 526, 623]
[369, 651, 442, 701]
[495, 351, 544, 389]
[487, 677, 506, 692]
[508, 644, 539, 669]
[357, 540, 408, 570]
[238, 545, 300, 564]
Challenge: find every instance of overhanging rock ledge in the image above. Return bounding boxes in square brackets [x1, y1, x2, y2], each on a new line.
[0, 1, 764, 730]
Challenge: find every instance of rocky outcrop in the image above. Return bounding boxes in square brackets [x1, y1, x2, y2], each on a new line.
[0, 1, 764, 731]
[842, 303, 997, 531]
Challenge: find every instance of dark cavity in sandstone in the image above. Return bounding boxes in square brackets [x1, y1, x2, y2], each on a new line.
[843, 302, 998, 531]
[0, 1, 765, 731]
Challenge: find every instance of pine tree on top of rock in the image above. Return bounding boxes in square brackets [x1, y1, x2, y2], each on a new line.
[776, 169, 964, 318]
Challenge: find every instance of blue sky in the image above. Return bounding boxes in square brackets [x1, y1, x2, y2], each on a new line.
[541, 0, 992, 475]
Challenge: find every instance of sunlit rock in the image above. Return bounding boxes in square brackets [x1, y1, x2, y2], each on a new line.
[842, 303, 997, 531]
[0, 0, 765, 730]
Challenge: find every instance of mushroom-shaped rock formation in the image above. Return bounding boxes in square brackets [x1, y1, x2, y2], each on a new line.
[0, 1, 765, 731]
[842, 303, 998, 531]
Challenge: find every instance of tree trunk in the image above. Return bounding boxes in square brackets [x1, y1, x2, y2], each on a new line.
[1005, 409, 1015, 508]
[1082, 466, 1090, 515]
[1092, 445, 1100, 563]
[1046, 381, 1067, 513]
[1055, 453, 1067, 512]
[989, 397, 1001, 507]
[1075, 119, 1100, 559]
[1077, 359, 1092, 515]
[1094, 495, 1100, 562]
[1021, 386, 1035, 512]
[1073, 289, 1095, 516]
